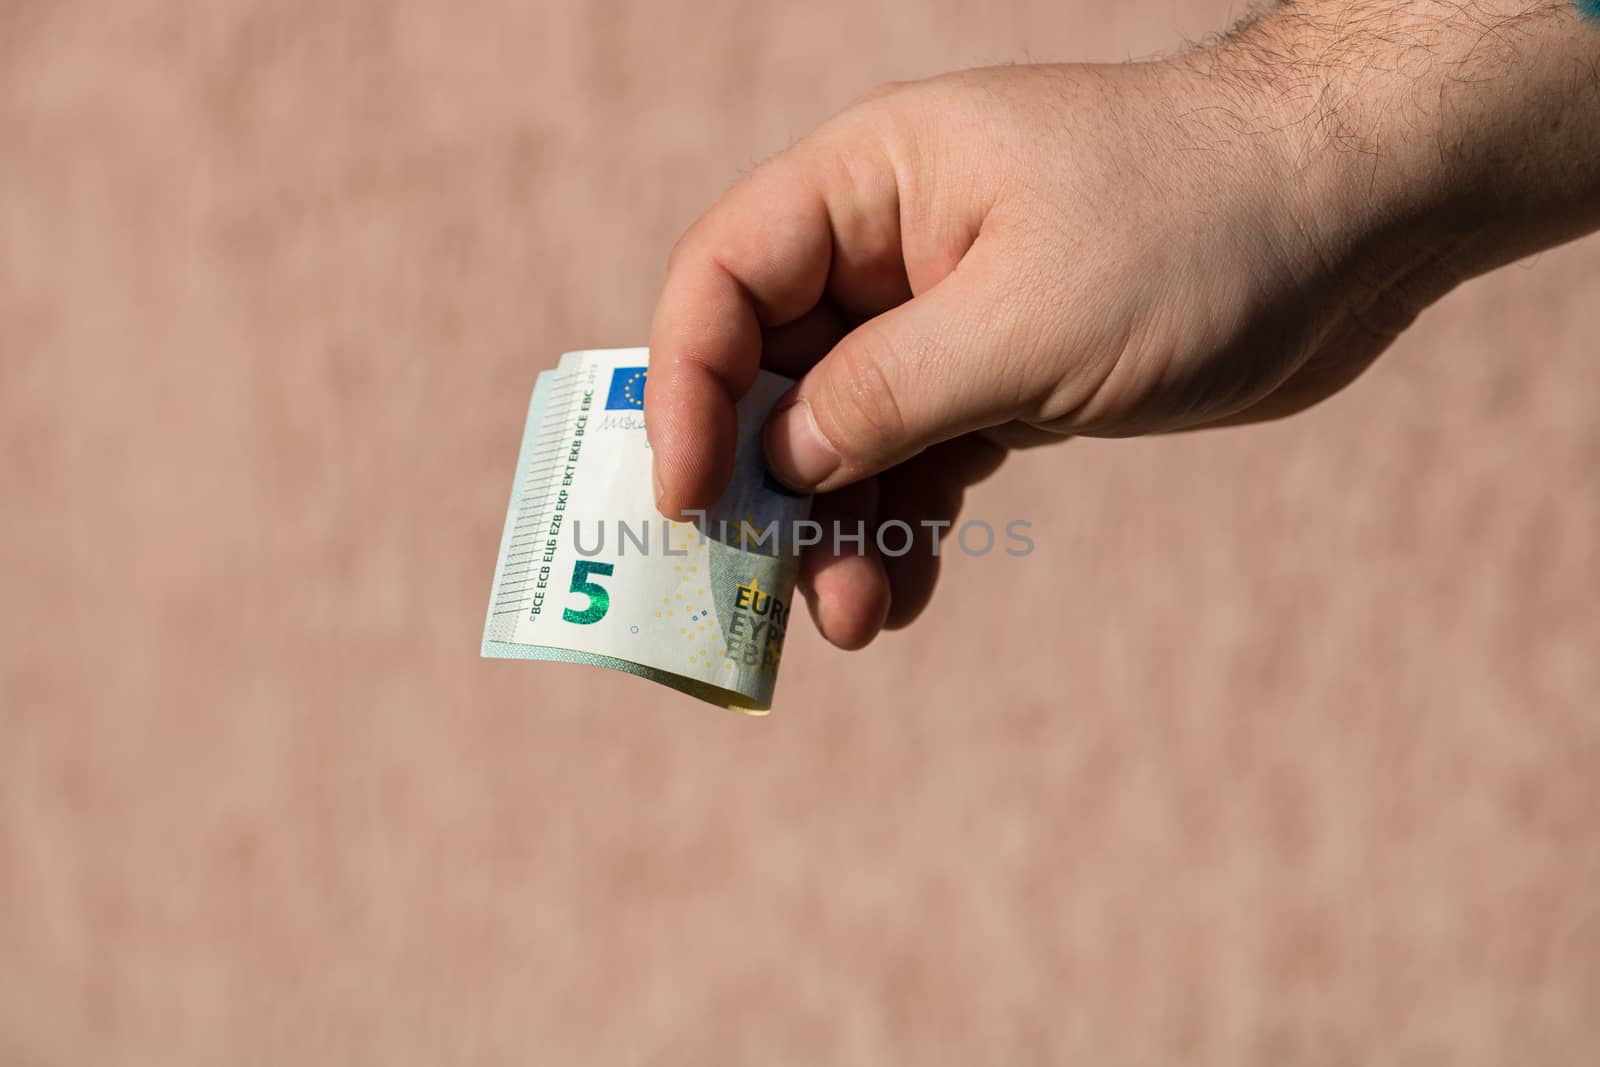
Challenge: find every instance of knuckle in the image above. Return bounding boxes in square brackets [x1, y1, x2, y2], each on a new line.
[665, 228, 697, 274]
[822, 331, 910, 458]
[665, 197, 734, 275]
[849, 79, 908, 109]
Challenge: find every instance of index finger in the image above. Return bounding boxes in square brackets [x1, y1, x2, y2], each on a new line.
[644, 151, 836, 518]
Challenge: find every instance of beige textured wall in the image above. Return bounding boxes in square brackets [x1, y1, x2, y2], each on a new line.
[3, 2, 1598, 1064]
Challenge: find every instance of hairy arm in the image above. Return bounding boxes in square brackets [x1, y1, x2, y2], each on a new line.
[1211, 1, 1600, 270]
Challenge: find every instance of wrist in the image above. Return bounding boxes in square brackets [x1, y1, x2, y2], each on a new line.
[1230, 1, 1600, 272]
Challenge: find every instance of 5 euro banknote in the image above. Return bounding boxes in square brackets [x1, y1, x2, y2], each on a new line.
[482, 349, 811, 713]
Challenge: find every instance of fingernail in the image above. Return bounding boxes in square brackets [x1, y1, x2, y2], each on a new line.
[765, 398, 839, 490]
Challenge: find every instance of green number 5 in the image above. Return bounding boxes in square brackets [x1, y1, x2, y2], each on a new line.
[562, 560, 614, 625]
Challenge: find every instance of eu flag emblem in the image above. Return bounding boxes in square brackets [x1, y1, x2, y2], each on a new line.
[605, 366, 648, 410]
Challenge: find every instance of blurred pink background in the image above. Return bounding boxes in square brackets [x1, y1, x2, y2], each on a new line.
[3, 1, 1598, 1063]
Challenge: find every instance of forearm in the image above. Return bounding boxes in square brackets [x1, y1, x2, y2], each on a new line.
[1211, 1, 1600, 274]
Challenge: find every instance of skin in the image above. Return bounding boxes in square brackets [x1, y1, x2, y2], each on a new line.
[645, 0, 1600, 650]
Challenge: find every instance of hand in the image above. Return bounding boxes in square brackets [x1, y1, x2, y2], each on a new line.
[645, 2, 1600, 650]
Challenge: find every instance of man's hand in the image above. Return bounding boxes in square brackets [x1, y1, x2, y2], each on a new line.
[645, 1, 1600, 650]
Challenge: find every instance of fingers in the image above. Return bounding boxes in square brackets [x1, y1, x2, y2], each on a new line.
[762, 239, 1027, 494]
[646, 130, 906, 519]
[798, 479, 890, 650]
[645, 155, 829, 517]
[915, 433, 1012, 487]
[759, 300, 850, 380]
[875, 482, 952, 632]
[978, 420, 1071, 451]
[800, 434, 1008, 645]
[877, 436, 1007, 630]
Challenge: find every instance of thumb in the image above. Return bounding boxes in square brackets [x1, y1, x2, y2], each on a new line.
[763, 249, 1028, 492]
